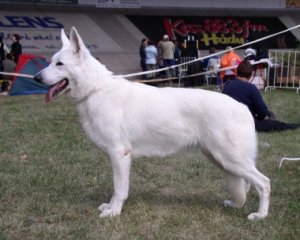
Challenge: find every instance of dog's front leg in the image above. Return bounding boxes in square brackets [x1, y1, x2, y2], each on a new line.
[98, 148, 132, 218]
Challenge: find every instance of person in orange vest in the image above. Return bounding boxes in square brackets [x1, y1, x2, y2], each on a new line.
[220, 46, 241, 84]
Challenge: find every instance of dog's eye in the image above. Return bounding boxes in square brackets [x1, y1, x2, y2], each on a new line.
[56, 61, 64, 66]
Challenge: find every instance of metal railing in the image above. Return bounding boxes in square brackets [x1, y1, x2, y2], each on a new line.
[266, 50, 300, 93]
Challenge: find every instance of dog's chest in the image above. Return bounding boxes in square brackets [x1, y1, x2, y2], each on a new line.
[76, 103, 110, 150]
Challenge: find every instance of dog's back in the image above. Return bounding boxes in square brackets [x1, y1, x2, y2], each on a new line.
[80, 79, 256, 161]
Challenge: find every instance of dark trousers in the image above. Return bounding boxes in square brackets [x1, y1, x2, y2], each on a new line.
[140, 59, 147, 79]
[163, 59, 175, 78]
[255, 119, 300, 132]
[0, 61, 4, 91]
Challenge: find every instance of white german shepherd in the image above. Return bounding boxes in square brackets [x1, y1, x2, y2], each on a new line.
[34, 27, 270, 220]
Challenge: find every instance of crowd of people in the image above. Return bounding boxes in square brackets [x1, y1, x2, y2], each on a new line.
[1, 32, 299, 132]
[0, 33, 22, 94]
[140, 35, 174, 80]
[138, 35, 260, 88]
[139, 34, 201, 81]
[139, 35, 300, 132]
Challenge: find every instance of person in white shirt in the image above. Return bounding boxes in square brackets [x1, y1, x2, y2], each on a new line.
[144, 40, 158, 79]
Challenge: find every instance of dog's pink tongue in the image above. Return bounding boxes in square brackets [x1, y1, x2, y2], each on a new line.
[45, 84, 59, 103]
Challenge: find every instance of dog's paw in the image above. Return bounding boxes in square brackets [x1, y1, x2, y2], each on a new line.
[98, 203, 111, 212]
[99, 209, 120, 218]
[247, 212, 267, 221]
[98, 203, 122, 218]
[224, 200, 235, 208]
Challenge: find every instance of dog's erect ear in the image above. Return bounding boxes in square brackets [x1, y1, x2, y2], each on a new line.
[69, 27, 88, 55]
[61, 28, 70, 49]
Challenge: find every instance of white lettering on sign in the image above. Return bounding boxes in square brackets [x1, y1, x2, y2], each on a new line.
[0, 11, 121, 58]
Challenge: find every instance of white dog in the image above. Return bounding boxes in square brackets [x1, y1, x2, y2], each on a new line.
[34, 27, 270, 220]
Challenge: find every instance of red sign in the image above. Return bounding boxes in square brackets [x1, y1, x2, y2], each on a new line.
[164, 18, 268, 39]
[163, 18, 269, 47]
[127, 15, 296, 49]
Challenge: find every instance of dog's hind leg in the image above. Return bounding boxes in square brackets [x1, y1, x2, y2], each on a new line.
[224, 165, 270, 221]
[98, 147, 132, 218]
[224, 172, 249, 209]
[206, 139, 270, 220]
[243, 168, 270, 221]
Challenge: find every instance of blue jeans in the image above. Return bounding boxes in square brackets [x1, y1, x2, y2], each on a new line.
[163, 59, 175, 77]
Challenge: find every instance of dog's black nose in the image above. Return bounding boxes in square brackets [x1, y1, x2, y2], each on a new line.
[34, 74, 43, 83]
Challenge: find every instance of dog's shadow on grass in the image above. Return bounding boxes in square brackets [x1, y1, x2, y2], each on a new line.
[130, 190, 222, 209]
[87, 186, 256, 219]
[89, 189, 223, 211]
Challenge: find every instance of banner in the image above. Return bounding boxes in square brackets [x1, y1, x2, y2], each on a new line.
[0, 0, 77, 3]
[127, 16, 297, 50]
[97, 0, 141, 8]
[0, 11, 121, 57]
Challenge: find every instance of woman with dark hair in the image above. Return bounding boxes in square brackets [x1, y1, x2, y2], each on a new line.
[222, 60, 300, 132]
[0, 36, 6, 71]
[0, 36, 10, 92]
[10, 33, 22, 64]
[139, 38, 148, 79]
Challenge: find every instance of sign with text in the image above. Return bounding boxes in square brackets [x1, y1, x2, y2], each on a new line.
[127, 15, 297, 50]
[0, 0, 77, 3]
[0, 11, 121, 57]
[97, 0, 141, 8]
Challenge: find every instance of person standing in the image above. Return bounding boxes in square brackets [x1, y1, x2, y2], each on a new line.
[144, 40, 158, 79]
[244, 45, 257, 61]
[10, 33, 22, 65]
[220, 46, 241, 84]
[0, 36, 10, 92]
[139, 38, 148, 79]
[0, 36, 7, 71]
[203, 47, 221, 88]
[158, 34, 175, 78]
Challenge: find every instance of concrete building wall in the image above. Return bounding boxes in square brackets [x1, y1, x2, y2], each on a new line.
[80, 0, 285, 9]
[141, 0, 285, 9]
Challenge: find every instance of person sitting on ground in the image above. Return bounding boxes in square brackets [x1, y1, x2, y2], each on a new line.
[222, 60, 300, 132]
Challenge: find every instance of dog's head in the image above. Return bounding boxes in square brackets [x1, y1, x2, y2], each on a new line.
[34, 27, 94, 102]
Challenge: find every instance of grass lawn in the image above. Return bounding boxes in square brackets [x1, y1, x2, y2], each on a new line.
[0, 89, 299, 240]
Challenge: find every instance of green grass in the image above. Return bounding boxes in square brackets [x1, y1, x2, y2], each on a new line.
[0, 89, 299, 240]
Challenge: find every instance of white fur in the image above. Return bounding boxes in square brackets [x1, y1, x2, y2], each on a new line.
[35, 27, 270, 220]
